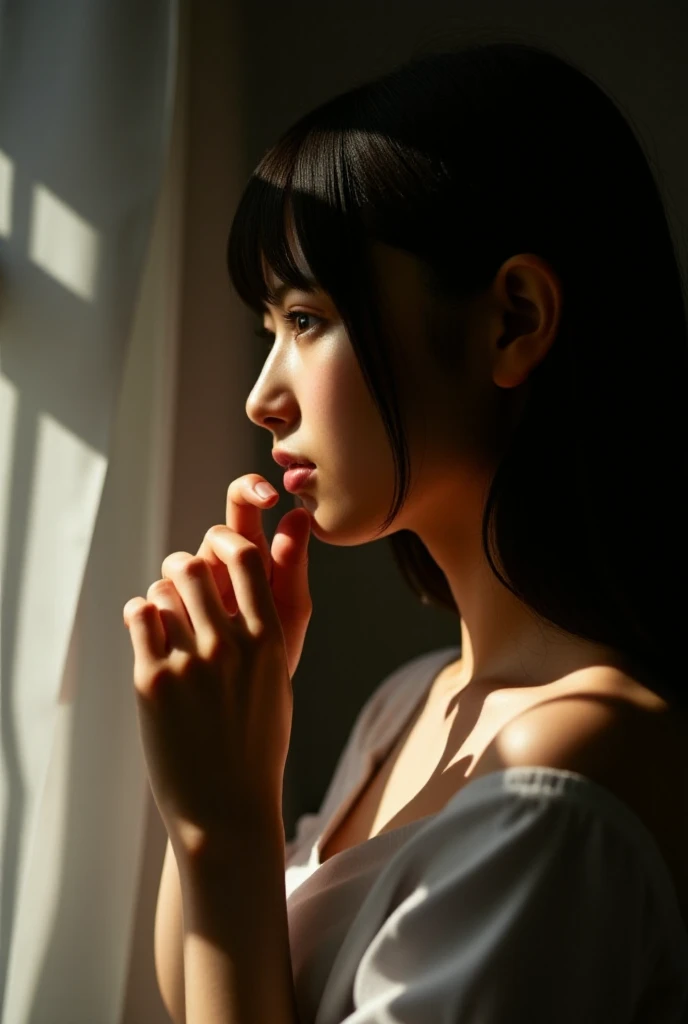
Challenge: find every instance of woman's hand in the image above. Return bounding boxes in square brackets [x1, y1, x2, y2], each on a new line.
[122, 474, 312, 857]
[194, 475, 313, 680]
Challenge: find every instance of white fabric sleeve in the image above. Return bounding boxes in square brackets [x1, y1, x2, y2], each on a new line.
[339, 774, 685, 1023]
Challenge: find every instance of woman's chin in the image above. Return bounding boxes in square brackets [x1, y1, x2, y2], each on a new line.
[293, 493, 316, 514]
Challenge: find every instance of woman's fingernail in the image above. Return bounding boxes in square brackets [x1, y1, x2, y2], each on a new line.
[254, 481, 277, 500]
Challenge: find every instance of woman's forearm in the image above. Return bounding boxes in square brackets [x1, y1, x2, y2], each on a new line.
[155, 837, 187, 1023]
[176, 813, 300, 1024]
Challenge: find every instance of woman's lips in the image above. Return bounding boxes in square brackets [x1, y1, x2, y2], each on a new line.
[283, 466, 316, 493]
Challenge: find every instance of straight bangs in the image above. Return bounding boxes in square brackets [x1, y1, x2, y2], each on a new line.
[225, 141, 318, 319]
[226, 104, 462, 317]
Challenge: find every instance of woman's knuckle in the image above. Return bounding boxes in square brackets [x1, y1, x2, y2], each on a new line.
[182, 556, 207, 579]
[147, 579, 171, 599]
[253, 625, 271, 646]
[131, 601, 152, 622]
[176, 650, 196, 673]
[134, 663, 166, 694]
[235, 543, 259, 569]
[203, 636, 227, 662]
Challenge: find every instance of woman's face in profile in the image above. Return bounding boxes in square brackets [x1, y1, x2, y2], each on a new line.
[245, 253, 398, 546]
[244, 240, 505, 549]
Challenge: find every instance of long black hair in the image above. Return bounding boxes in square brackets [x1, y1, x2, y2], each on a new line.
[227, 40, 688, 714]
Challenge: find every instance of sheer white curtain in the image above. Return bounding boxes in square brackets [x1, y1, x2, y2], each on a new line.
[0, 2, 179, 1021]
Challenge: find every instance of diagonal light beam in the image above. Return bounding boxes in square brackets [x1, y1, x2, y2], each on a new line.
[28, 185, 99, 301]
[0, 148, 14, 239]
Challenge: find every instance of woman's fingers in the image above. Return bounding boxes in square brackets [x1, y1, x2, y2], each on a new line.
[189, 531, 278, 639]
[123, 598, 168, 670]
[195, 475, 276, 614]
[224, 475, 277, 580]
[222, 476, 312, 673]
[270, 508, 312, 614]
[184, 474, 312, 673]
[269, 508, 313, 675]
[146, 577, 196, 652]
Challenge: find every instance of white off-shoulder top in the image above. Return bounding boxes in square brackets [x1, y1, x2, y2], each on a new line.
[285, 646, 688, 1023]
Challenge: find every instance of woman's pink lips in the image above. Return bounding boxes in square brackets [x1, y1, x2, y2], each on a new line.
[283, 466, 316, 493]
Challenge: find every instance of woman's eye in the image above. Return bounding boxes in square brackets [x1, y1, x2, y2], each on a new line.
[254, 311, 322, 349]
[282, 310, 321, 337]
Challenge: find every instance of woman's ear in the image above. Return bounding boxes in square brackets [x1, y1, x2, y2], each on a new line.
[491, 254, 562, 389]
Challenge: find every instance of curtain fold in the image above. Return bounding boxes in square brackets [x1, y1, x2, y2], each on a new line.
[0, 2, 179, 1021]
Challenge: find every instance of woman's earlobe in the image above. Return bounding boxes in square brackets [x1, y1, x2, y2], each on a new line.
[493, 367, 529, 390]
[492, 337, 546, 390]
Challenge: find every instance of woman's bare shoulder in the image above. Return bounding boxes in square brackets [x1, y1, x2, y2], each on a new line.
[468, 670, 688, 925]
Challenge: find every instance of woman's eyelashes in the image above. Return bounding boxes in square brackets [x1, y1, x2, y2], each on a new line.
[254, 310, 324, 349]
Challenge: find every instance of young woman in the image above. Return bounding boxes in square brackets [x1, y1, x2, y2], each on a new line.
[140, 39, 688, 1024]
